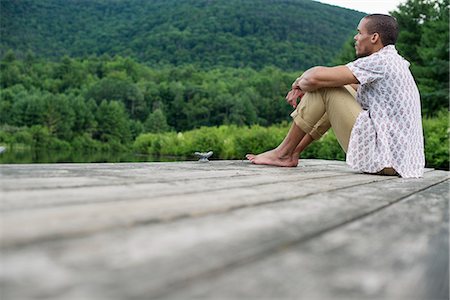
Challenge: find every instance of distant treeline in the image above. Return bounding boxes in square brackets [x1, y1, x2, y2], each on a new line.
[0, 53, 299, 148]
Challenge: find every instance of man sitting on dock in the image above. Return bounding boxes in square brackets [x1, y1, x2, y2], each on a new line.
[246, 14, 425, 178]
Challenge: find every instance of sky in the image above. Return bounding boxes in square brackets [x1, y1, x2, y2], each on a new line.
[314, 0, 407, 14]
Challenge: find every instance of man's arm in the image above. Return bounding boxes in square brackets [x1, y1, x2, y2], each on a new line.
[293, 66, 359, 92]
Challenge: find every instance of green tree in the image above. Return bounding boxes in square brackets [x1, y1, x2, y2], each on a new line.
[0, 50, 21, 88]
[332, 36, 356, 65]
[414, 0, 449, 114]
[229, 97, 257, 126]
[0, 84, 26, 124]
[392, 0, 449, 115]
[10, 90, 46, 127]
[71, 97, 97, 135]
[391, 0, 435, 63]
[54, 56, 86, 92]
[42, 93, 75, 140]
[144, 108, 171, 133]
[86, 77, 146, 120]
[94, 100, 131, 143]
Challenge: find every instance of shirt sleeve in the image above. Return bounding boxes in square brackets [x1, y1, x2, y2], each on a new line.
[346, 53, 385, 85]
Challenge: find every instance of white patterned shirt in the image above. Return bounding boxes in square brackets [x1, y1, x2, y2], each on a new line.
[346, 45, 425, 178]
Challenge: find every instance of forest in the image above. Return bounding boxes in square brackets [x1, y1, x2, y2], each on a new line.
[0, 0, 363, 71]
[0, 0, 448, 169]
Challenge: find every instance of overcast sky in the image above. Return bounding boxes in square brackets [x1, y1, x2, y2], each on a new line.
[314, 0, 407, 14]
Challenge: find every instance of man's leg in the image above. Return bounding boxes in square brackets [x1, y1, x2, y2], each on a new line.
[318, 86, 360, 152]
[292, 113, 331, 155]
[293, 133, 314, 155]
[246, 89, 329, 166]
[245, 122, 306, 167]
[247, 85, 360, 166]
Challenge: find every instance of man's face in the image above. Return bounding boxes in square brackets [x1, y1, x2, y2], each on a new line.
[354, 18, 375, 58]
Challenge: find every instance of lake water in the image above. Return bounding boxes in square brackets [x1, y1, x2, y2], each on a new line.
[0, 149, 191, 164]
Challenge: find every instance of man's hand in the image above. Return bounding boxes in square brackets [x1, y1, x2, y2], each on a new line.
[285, 88, 304, 108]
[292, 75, 304, 90]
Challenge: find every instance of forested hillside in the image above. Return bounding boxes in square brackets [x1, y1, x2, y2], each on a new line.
[0, 0, 448, 168]
[0, 0, 364, 70]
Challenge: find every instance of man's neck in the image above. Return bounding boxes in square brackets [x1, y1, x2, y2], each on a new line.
[372, 43, 385, 54]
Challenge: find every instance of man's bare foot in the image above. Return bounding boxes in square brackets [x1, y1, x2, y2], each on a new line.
[245, 149, 298, 167]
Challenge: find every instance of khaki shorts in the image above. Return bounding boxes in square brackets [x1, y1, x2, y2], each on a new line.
[290, 85, 360, 152]
[290, 85, 398, 176]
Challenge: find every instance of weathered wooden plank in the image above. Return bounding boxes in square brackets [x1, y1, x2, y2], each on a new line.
[0, 160, 352, 212]
[1, 169, 447, 300]
[0, 161, 258, 191]
[160, 180, 449, 300]
[1, 169, 357, 212]
[0, 172, 394, 248]
[0, 159, 348, 191]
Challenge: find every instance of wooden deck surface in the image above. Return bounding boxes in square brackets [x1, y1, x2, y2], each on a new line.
[0, 159, 448, 300]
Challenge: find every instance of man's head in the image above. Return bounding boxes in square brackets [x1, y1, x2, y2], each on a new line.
[354, 14, 399, 58]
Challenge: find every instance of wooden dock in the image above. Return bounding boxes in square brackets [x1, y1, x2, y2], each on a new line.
[0, 159, 448, 300]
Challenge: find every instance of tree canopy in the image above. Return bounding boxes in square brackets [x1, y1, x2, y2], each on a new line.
[0, 54, 299, 139]
[0, 0, 364, 71]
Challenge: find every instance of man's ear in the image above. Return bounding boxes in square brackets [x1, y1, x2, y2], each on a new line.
[371, 32, 380, 44]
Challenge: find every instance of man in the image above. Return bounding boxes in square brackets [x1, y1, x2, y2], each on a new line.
[246, 14, 425, 178]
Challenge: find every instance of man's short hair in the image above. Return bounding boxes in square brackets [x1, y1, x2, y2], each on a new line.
[364, 14, 399, 46]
